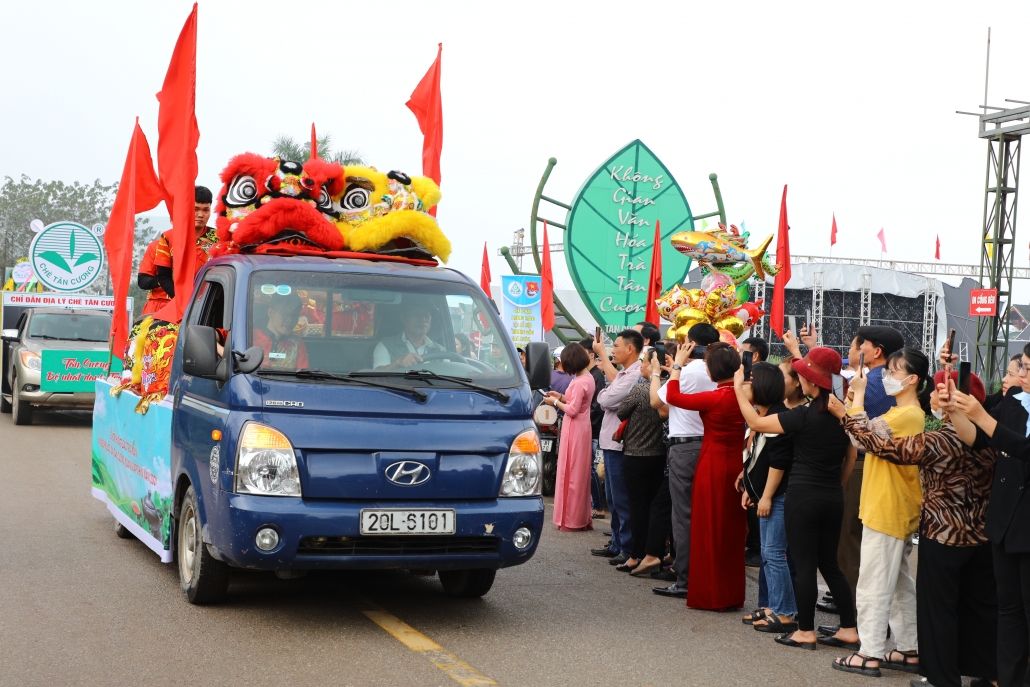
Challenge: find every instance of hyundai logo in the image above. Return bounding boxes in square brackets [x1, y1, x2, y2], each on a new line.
[385, 461, 431, 486]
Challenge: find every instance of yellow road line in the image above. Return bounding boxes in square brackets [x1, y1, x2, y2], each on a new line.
[361, 609, 497, 686]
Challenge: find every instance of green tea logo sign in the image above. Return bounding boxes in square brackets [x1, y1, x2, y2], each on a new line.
[29, 221, 106, 293]
[565, 140, 694, 333]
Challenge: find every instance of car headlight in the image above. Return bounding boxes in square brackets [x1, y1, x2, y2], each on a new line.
[235, 422, 302, 497]
[499, 429, 542, 497]
[19, 350, 41, 371]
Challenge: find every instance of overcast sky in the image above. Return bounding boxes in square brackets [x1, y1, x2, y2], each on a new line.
[2, 1, 1029, 300]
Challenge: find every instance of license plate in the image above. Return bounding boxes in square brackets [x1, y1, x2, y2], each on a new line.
[540, 438, 554, 453]
[360, 509, 456, 535]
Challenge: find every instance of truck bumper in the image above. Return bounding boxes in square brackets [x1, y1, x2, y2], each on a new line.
[209, 494, 545, 572]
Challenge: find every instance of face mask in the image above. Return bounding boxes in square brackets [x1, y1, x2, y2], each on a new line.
[882, 373, 910, 397]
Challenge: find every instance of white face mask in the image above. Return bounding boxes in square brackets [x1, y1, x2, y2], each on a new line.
[881, 371, 911, 397]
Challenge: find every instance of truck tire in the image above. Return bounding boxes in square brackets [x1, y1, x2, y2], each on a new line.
[114, 519, 134, 539]
[12, 374, 33, 425]
[438, 568, 496, 598]
[177, 485, 230, 604]
[1, 394, 11, 413]
[541, 453, 557, 497]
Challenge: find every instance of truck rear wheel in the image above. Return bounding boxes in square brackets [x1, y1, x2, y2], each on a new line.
[11, 374, 33, 425]
[438, 568, 496, 598]
[177, 485, 230, 604]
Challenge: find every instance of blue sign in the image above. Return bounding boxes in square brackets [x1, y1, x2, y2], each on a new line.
[500, 276, 543, 347]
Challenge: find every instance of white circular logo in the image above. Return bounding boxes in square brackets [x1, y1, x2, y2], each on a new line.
[507, 281, 523, 297]
[29, 221, 105, 293]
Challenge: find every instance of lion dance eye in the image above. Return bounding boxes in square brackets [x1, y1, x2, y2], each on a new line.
[316, 187, 333, 212]
[342, 185, 370, 210]
[225, 175, 258, 207]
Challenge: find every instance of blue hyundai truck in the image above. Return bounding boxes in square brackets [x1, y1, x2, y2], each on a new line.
[91, 253, 551, 604]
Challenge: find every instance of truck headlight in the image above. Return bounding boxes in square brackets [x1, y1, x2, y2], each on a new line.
[235, 422, 302, 497]
[19, 350, 41, 371]
[499, 429, 541, 497]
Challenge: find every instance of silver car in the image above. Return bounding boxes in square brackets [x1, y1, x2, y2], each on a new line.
[1, 308, 111, 424]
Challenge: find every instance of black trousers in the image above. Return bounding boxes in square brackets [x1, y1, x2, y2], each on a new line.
[622, 455, 666, 561]
[784, 487, 856, 632]
[917, 538, 997, 687]
[992, 544, 1030, 687]
[646, 475, 673, 559]
[746, 506, 761, 551]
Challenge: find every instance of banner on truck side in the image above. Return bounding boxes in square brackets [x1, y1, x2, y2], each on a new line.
[41, 351, 122, 392]
[500, 276, 543, 348]
[91, 378, 174, 562]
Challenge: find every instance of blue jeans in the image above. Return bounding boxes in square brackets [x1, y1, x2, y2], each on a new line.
[760, 493, 797, 616]
[603, 449, 633, 555]
[590, 440, 603, 511]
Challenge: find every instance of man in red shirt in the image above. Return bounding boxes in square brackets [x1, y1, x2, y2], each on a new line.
[253, 292, 310, 370]
[138, 186, 217, 310]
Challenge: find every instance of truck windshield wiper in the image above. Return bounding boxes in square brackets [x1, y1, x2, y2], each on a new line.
[352, 369, 510, 403]
[256, 368, 427, 402]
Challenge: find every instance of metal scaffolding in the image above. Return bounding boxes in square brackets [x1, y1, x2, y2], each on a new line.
[811, 272, 824, 346]
[923, 278, 939, 364]
[752, 278, 766, 341]
[860, 274, 872, 326]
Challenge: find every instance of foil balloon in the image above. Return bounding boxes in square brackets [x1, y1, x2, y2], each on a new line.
[674, 307, 707, 329]
[656, 285, 689, 322]
[717, 328, 740, 349]
[715, 315, 745, 338]
[704, 286, 737, 321]
[685, 288, 706, 309]
[700, 271, 733, 295]
[734, 282, 750, 306]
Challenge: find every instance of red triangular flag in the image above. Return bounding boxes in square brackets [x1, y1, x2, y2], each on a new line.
[830, 214, 837, 246]
[935, 235, 941, 260]
[406, 44, 442, 217]
[105, 119, 166, 363]
[541, 223, 555, 334]
[153, 4, 199, 325]
[770, 186, 791, 338]
[645, 220, 662, 325]
[877, 228, 888, 253]
[480, 242, 492, 298]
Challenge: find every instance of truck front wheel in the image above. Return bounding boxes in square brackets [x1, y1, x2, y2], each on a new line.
[438, 568, 496, 598]
[177, 485, 230, 604]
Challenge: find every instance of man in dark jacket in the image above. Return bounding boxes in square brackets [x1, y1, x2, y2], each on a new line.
[580, 337, 607, 517]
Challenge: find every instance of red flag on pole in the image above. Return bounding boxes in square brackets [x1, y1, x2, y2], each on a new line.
[644, 220, 662, 325]
[877, 228, 888, 253]
[541, 223, 555, 334]
[105, 119, 165, 362]
[480, 242, 492, 298]
[406, 44, 443, 217]
[935, 235, 941, 260]
[769, 186, 791, 338]
[153, 4, 199, 324]
[830, 214, 837, 247]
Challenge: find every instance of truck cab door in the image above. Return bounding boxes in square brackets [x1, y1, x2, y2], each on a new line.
[174, 268, 235, 501]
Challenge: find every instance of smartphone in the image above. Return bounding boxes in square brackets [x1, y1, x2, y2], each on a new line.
[946, 328, 956, 366]
[806, 308, 812, 328]
[957, 361, 971, 395]
[595, 326, 601, 344]
[831, 373, 846, 401]
[654, 341, 667, 367]
[858, 352, 865, 372]
[742, 350, 754, 381]
[787, 315, 797, 337]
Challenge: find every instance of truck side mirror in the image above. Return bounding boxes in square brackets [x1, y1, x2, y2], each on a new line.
[233, 345, 264, 374]
[1, 329, 19, 342]
[182, 325, 219, 378]
[524, 341, 551, 390]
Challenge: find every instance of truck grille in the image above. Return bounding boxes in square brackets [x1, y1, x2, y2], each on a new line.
[297, 536, 500, 556]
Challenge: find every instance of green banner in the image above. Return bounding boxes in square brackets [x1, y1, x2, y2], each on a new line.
[565, 139, 694, 333]
[41, 350, 121, 392]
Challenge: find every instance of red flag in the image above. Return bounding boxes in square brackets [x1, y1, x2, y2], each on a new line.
[105, 119, 165, 362]
[935, 235, 941, 260]
[480, 242, 492, 297]
[541, 223, 555, 334]
[770, 186, 791, 338]
[153, 4, 199, 324]
[645, 220, 662, 325]
[877, 228, 888, 253]
[406, 44, 443, 217]
[830, 214, 837, 246]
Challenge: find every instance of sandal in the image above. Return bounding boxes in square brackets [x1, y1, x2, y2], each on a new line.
[743, 608, 771, 625]
[754, 614, 798, 634]
[614, 561, 639, 573]
[881, 651, 919, 674]
[774, 633, 817, 650]
[629, 560, 662, 577]
[817, 635, 860, 649]
[832, 653, 882, 677]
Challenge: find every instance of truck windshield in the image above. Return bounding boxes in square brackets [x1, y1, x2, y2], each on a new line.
[28, 313, 111, 341]
[247, 270, 520, 388]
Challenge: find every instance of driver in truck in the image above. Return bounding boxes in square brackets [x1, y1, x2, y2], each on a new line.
[373, 298, 446, 370]
[253, 292, 310, 371]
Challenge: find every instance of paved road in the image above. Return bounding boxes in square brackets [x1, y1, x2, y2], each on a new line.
[0, 410, 922, 687]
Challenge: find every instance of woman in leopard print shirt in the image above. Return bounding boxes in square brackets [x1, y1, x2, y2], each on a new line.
[828, 372, 997, 687]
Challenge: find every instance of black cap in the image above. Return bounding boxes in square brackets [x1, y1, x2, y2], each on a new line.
[857, 325, 905, 357]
